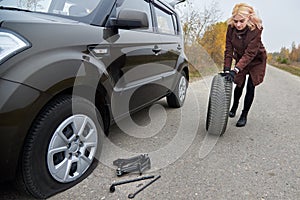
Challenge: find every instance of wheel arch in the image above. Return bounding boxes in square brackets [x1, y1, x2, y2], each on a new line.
[10, 59, 113, 182]
[14, 80, 111, 197]
[175, 54, 189, 83]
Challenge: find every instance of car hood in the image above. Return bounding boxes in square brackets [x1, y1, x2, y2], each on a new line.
[0, 9, 106, 75]
[0, 9, 79, 25]
[0, 9, 102, 46]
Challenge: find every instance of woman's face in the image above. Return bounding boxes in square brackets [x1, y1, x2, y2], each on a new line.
[233, 14, 249, 30]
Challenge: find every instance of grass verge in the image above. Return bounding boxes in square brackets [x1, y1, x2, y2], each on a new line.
[269, 62, 300, 77]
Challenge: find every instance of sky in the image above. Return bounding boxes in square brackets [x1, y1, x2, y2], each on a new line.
[182, 0, 300, 53]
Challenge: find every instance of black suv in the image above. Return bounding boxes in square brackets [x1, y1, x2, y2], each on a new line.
[0, 0, 188, 198]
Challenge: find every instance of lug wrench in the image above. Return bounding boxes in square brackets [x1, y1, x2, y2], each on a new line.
[128, 175, 161, 199]
[109, 175, 155, 193]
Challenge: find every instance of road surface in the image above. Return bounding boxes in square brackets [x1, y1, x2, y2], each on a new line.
[1, 65, 300, 200]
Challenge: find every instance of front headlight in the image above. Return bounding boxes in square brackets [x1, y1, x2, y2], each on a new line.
[0, 29, 31, 64]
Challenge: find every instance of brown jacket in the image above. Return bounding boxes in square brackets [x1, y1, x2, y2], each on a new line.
[224, 25, 267, 87]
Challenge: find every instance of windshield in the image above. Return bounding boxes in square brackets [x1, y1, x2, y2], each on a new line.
[0, 0, 102, 17]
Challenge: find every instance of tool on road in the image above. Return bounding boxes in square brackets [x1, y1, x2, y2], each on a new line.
[128, 175, 161, 199]
[113, 154, 151, 176]
[109, 175, 155, 193]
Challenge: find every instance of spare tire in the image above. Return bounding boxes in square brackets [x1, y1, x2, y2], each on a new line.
[206, 73, 232, 136]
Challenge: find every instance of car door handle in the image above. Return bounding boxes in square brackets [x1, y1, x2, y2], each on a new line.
[177, 44, 182, 50]
[152, 45, 161, 54]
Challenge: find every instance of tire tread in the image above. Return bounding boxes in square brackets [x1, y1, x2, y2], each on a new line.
[206, 74, 232, 136]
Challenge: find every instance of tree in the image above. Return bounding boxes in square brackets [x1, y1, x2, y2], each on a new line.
[179, 0, 223, 75]
[297, 44, 300, 62]
[18, 0, 43, 10]
[276, 47, 290, 64]
[181, 1, 221, 45]
[290, 42, 297, 62]
[199, 22, 227, 66]
[289, 42, 300, 62]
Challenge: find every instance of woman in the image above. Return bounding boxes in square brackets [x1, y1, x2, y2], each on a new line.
[224, 3, 267, 127]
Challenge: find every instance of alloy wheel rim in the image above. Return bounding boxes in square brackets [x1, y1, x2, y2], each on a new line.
[47, 114, 98, 183]
[178, 76, 187, 103]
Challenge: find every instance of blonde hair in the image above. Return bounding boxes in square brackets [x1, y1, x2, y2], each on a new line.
[227, 3, 262, 30]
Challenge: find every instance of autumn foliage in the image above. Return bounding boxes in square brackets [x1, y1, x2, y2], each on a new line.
[268, 42, 300, 64]
[198, 22, 227, 67]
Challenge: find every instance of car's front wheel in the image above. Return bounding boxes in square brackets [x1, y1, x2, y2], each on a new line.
[16, 95, 104, 199]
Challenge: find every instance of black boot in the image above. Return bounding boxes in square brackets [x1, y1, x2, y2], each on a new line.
[236, 111, 248, 127]
[229, 105, 238, 118]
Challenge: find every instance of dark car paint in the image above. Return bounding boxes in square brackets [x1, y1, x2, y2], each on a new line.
[0, 0, 188, 183]
[0, 78, 53, 181]
[0, 17, 111, 181]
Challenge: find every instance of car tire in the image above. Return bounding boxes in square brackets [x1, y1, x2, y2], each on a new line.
[206, 74, 232, 136]
[167, 71, 188, 108]
[16, 95, 104, 199]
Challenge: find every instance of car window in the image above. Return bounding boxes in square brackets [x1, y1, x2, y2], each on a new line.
[0, 0, 102, 17]
[153, 3, 176, 35]
[116, 0, 153, 32]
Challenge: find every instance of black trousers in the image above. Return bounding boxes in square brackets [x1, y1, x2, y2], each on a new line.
[231, 75, 255, 113]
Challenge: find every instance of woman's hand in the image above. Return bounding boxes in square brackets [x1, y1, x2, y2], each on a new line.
[225, 70, 236, 82]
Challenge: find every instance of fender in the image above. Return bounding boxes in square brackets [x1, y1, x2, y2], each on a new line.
[0, 52, 112, 181]
[2, 48, 110, 91]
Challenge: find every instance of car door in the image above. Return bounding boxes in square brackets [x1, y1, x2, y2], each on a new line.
[151, 1, 182, 92]
[107, 0, 168, 119]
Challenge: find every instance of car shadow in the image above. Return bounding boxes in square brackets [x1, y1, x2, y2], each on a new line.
[106, 99, 180, 152]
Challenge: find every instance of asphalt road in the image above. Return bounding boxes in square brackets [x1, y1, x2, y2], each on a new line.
[1, 65, 300, 200]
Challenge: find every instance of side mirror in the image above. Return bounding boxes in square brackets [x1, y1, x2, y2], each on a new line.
[111, 9, 149, 29]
